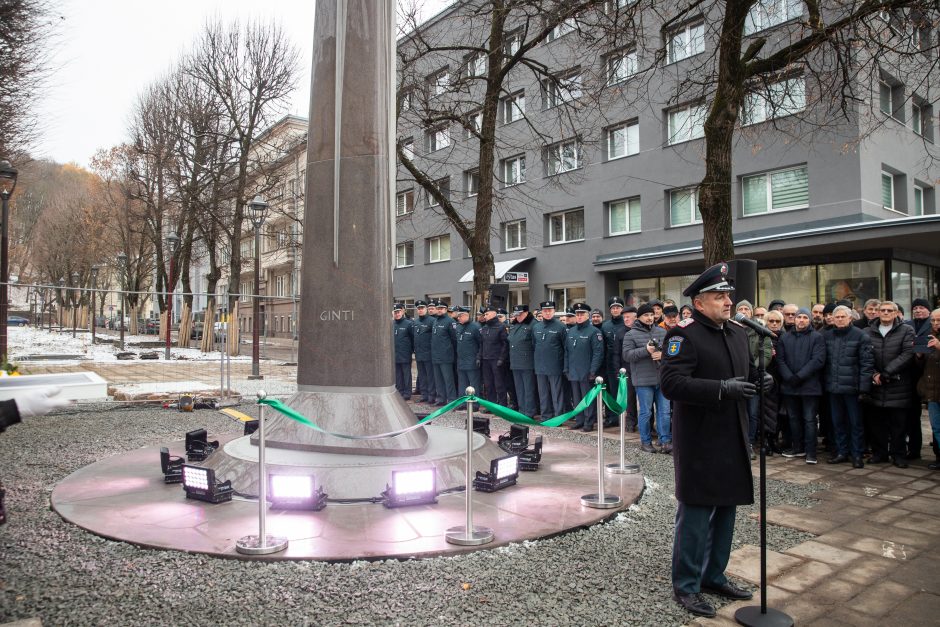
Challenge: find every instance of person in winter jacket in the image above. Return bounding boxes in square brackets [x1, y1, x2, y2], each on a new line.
[904, 298, 932, 459]
[622, 303, 671, 453]
[508, 305, 537, 417]
[915, 308, 940, 470]
[392, 304, 415, 400]
[864, 301, 915, 468]
[777, 308, 826, 464]
[736, 300, 774, 457]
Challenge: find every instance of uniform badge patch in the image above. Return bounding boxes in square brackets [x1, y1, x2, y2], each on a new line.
[667, 337, 683, 356]
[677, 318, 695, 328]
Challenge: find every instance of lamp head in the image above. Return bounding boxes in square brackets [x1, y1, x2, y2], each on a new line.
[0, 159, 18, 196]
[247, 195, 269, 227]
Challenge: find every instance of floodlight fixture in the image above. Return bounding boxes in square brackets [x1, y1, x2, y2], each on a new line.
[243, 419, 259, 436]
[519, 435, 544, 471]
[381, 468, 437, 508]
[181, 464, 233, 503]
[472, 454, 520, 492]
[497, 424, 529, 454]
[159, 446, 184, 484]
[471, 416, 490, 437]
[267, 472, 328, 511]
[185, 428, 219, 461]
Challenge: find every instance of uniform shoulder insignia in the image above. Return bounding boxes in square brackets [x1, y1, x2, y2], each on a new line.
[596, 333, 603, 341]
[677, 318, 695, 328]
[666, 337, 684, 356]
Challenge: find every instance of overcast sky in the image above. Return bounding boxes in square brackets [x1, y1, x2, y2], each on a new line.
[34, 0, 448, 168]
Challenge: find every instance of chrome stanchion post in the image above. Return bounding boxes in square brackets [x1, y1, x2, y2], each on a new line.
[446, 387, 494, 546]
[236, 390, 289, 555]
[581, 377, 623, 509]
[607, 369, 639, 475]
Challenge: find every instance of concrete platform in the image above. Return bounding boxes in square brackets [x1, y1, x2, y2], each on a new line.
[50, 431, 645, 561]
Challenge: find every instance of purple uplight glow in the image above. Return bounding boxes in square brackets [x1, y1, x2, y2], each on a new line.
[270, 474, 314, 500]
[392, 469, 436, 496]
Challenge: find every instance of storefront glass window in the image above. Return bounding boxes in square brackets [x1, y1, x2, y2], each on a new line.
[758, 265, 817, 308]
[547, 284, 585, 311]
[912, 264, 929, 311]
[618, 278, 658, 308]
[891, 261, 911, 315]
[817, 261, 885, 312]
[660, 275, 699, 306]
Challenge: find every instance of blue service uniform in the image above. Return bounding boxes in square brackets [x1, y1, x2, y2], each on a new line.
[455, 320, 482, 400]
[508, 313, 537, 417]
[601, 315, 628, 422]
[564, 320, 605, 429]
[393, 315, 414, 399]
[479, 317, 509, 406]
[412, 314, 436, 402]
[430, 313, 458, 404]
[533, 317, 567, 420]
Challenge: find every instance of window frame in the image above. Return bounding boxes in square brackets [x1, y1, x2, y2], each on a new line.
[429, 68, 450, 96]
[465, 110, 483, 139]
[396, 241, 414, 268]
[741, 165, 810, 216]
[608, 197, 642, 236]
[667, 21, 705, 64]
[913, 184, 925, 216]
[744, 0, 803, 35]
[669, 187, 702, 227]
[427, 177, 450, 208]
[546, 17, 576, 42]
[464, 169, 480, 197]
[605, 49, 638, 86]
[396, 189, 415, 216]
[502, 154, 526, 187]
[504, 219, 526, 251]
[542, 70, 582, 109]
[742, 76, 806, 125]
[548, 208, 585, 245]
[545, 138, 583, 176]
[427, 234, 451, 264]
[881, 171, 895, 210]
[500, 91, 525, 124]
[426, 126, 451, 153]
[606, 120, 639, 160]
[667, 103, 706, 145]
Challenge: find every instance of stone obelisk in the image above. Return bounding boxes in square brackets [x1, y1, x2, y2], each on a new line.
[260, 0, 428, 456]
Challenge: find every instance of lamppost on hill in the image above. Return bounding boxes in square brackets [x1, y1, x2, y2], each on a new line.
[165, 232, 179, 360]
[71, 271, 79, 338]
[247, 195, 268, 380]
[117, 252, 127, 350]
[57, 277, 65, 328]
[0, 159, 19, 362]
[90, 265, 99, 345]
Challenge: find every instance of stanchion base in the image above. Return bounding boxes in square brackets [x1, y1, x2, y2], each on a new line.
[247, 374, 264, 380]
[605, 462, 640, 475]
[445, 525, 494, 546]
[235, 534, 289, 555]
[580, 493, 623, 509]
[734, 605, 794, 627]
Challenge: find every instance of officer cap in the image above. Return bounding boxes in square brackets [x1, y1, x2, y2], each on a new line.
[454, 306, 470, 314]
[572, 302, 592, 313]
[478, 306, 487, 315]
[591, 308, 603, 316]
[512, 304, 529, 314]
[415, 300, 428, 308]
[447, 305, 455, 312]
[682, 262, 735, 298]
[622, 305, 637, 314]
[637, 303, 654, 317]
[539, 300, 557, 310]
[497, 308, 508, 316]
[608, 296, 625, 309]
[663, 305, 679, 317]
[484, 303, 499, 313]
[393, 303, 405, 312]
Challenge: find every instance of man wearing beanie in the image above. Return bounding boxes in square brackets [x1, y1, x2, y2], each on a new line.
[622, 302, 671, 453]
[778, 307, 826, 464]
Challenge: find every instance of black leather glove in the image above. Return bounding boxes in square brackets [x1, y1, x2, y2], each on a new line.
[761, 373, 774, 392]
[720, 376, 758, 400]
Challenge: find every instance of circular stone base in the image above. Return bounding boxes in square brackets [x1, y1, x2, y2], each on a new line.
[51, 429, 645, 561]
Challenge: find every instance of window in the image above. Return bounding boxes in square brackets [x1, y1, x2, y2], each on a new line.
[606, 120, 639, 159]
[545, 139, 582, 175]
[668, 104, 706, 144]
[547, 18, 576, 41]
[542, 71, 582, 108]
[240, 281, 252, 302]
[240, 238, 252, 260]
[396, 190, 414, 216]
[913, 185, 924, 216]
[428, 235, 451, 263]
[464, 169, 479, 197]
[608, 198, 641, 235]
[274, 274, 288, 297]
[742, 165, 809, 216]
[743, 77, 806, 124]
[426, 126, 451, 153]
[911, 102, 922, 135]
[606, 50, 637, 85]
[879, 78, 904, 120]
[401, 138, 415, 160]
[504, 219, 526, 251]
[668, 22, 704, 63]
[881, 171, 895, 210]
[744, 0, 803, 35]
[502, 155, 526, 186]
[504, 30, 522, 56]
[606, 0, 638, 12]
[400, 89, 414, 112]
[670, 188, 702, 226]
[465, 110, 483, 138]
[428, 68, 449, 95]
[396, 241, 414, 268]
[466, 52, 487, 77]
[501, 91, 525, 124]
[547, 284, 586, 311]
[549, 209, 585, 244]
[427, 177, 450, 207]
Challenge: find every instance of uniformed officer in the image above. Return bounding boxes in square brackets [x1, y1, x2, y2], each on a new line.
[533, 301, 567, 421]
[601, 296, 628, 427]
[454, 306, 482, 403]
[411, 300, 436, 403]
[430, 300, 458, 404]
[392, 303, 414, 400]
[564, 303, 605, 431]
[659, 262, 759, 618]
[498, 308, 518, 410]
[508, 304, 537, 417]
[479, 304, 509, 407]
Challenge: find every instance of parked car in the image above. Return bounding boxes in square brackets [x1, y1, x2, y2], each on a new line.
[7, 316, 29, 327]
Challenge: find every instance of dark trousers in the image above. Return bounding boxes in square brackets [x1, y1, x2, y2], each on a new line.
[672, 502, 736, 594]
[416, 360, 435, 402]
[785, 395, 819, 456]
[432, 362, 457, 404]
[457, 369, 481, 406]
[512, 369, 537, 417]
[604, 369, 622, 421]
[504, 362, 517, 409]
[536, 374, 565, 419]
[394, 362, 411, 399]
[830, 393, 864, 458]
[569, 378, 596, 426]
[872, 406, 908, 461]
[625, 379, 638, 427]
[906, 402, 923, 458]
[481, 359, 507, 405]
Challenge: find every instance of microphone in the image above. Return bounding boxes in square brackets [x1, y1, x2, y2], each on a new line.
[734, 312, 777, 339]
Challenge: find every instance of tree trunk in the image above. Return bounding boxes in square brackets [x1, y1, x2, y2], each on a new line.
[177, 303, 192, 348]
[227, 301, 240, 356]
[200, 294, 217, 353]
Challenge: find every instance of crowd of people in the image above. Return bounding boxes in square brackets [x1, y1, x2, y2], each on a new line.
[392, 291, 940, 470]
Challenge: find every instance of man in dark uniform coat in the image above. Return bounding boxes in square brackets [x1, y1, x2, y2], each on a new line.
[508, 304, 537, 417]
[392, 303, 414, 400]
[430, 300, 458, 404]
[564, 302, 605, 431]
[659, 262, 758, 618]
[479, 304, 509, 406]
[601, 296, 628, 427]
[454, 307, 482, 401]
[411, 300, 436, 403]
[533, 301, 567, 421]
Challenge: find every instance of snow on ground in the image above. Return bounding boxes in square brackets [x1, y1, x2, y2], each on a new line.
[111, 381, 217, 395]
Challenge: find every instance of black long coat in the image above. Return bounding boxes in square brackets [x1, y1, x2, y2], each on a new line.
[865, 318, 914, 409]
[660, 310, 754, 507]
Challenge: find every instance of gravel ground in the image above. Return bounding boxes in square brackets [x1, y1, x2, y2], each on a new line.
[0, 404, 819, 627]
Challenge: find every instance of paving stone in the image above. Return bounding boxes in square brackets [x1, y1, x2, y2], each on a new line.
[887, 554, 940, 595]
[883, 591, 940, 624]
[773, 560, 835, 593]
[810, 577, 864, 603]
[840, 520, 936, 549]
[905, 479, 937, 491]
[714, 587, 791, 621]
[875, 486, 919, 501]
[775, 469, 827, 485]
[891, 511, 940, 535]
[895, 495, 940, 516]
[837, 555, 902, 586]
[784, 540, 864, 566]
[849, 579, 916, 617]
[865, 507, 908, 525]
[763, 506, 842, 534]
[726, 544, 803, 585]
[845, 536, 916, 561]
[819, 606, 896, 627]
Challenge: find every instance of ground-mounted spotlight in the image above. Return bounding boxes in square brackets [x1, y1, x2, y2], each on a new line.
[181, 464, 233, 504]
[497, 424, 529, 454]
[472, 454, 520, 492]
[471, 416, 490, 437]
[381, 468, 437, 508]
[243, 419, 259, 436]
[267, 472, 328, 511]
[159, 446, 184, 484]
[185, 428, 219, 462]
[519, 435, 544, 471]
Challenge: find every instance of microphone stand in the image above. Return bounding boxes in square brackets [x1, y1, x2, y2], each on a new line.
[735, 335, 793, 627]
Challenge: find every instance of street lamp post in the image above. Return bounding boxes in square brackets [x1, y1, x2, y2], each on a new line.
[90, 265, 99, 345]
[117, 253, 127, 350]
[247, 195, 268, 380]
[71, 271, 79, 338]
[57, 278, 65, 329]
[30, 291, 37, 326]
[165, 232, 180, 360]
[0, 159, 19, 362]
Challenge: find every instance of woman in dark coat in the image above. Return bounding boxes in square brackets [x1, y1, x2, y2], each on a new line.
[915, 309, 940, 470]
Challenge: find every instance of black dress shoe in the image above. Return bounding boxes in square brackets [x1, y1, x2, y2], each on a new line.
[867, 455, 888, 464]
[673, 592, 716, 618]
[568, 422, 584, 430]
[893, 458, 909, 469]
[702, 581, 754, 600]
[827, 454, 849, 464]
[852, 457, 865, 469]
[928, 460, 940, 470]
